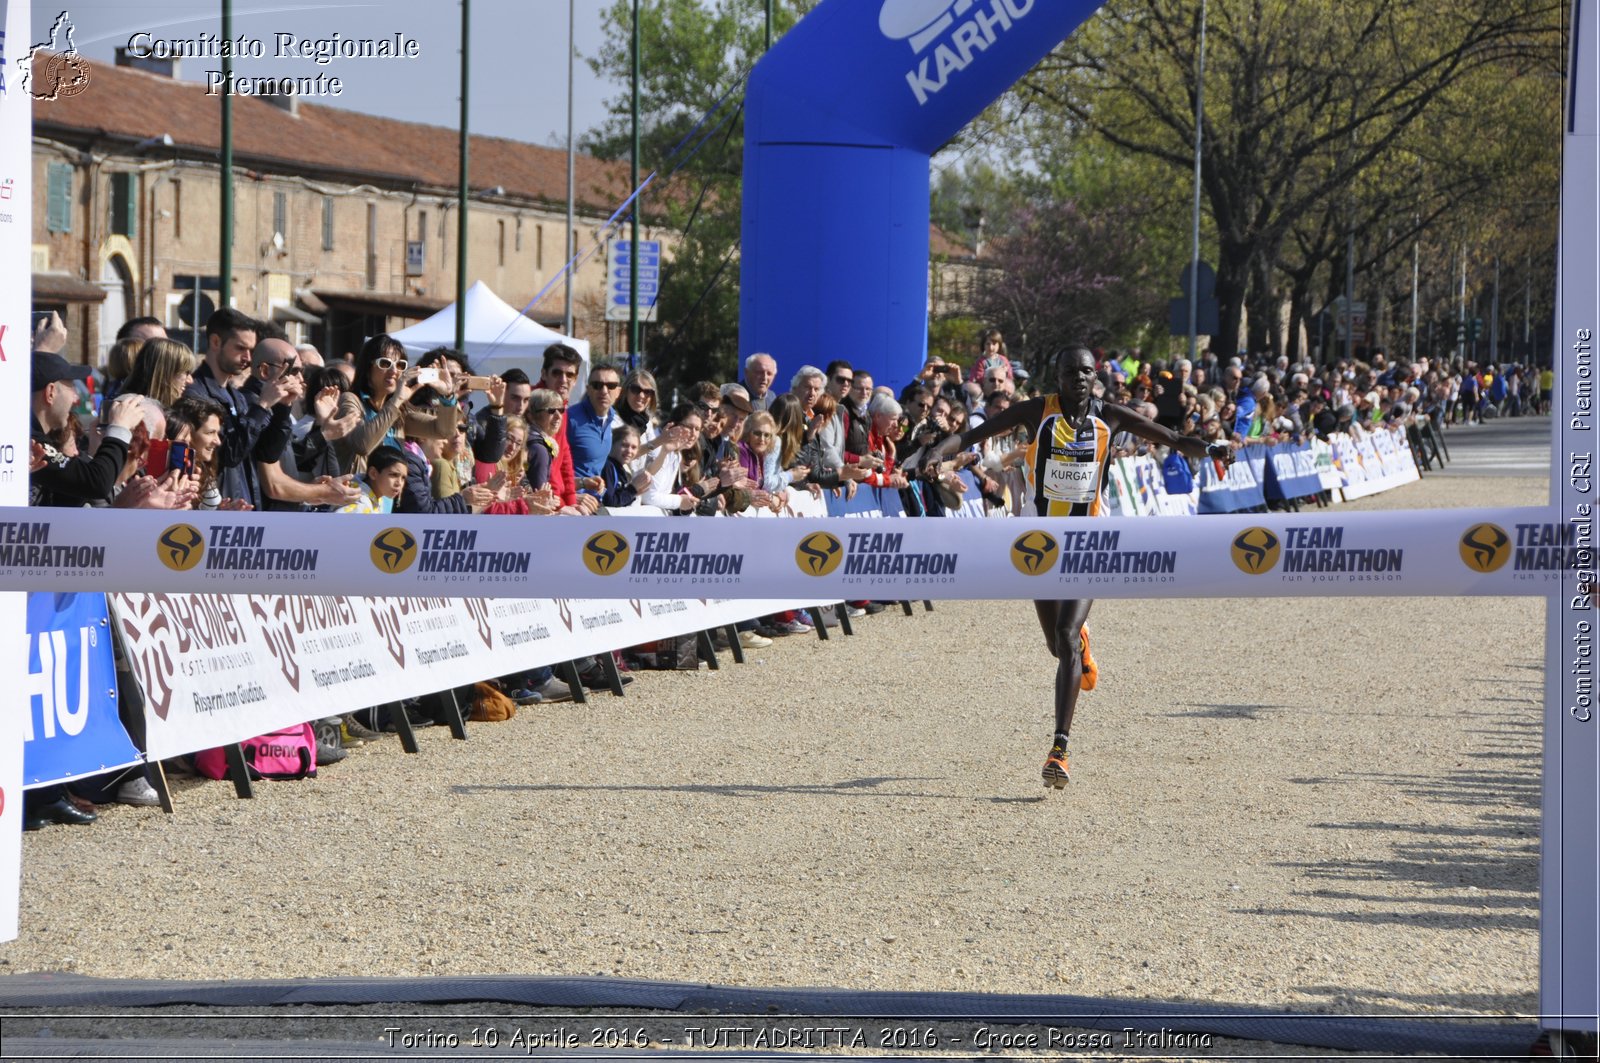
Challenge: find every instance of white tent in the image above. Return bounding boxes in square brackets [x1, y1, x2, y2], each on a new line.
[390, 280, 591, 380]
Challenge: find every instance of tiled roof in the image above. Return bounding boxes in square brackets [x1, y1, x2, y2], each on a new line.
[32, 56, 632, 212]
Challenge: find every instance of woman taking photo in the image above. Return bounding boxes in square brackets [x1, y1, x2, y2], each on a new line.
[332, 334, 459, 474]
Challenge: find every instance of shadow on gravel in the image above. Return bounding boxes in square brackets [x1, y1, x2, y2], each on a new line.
[452, 776, 967, 800]
[1166, 702, 1286, 720]
[1292, 983, 1540, 1015]
[1260, 764, 1538, 931]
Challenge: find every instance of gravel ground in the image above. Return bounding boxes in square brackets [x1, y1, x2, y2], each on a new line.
[0, 473, 1553, 1056]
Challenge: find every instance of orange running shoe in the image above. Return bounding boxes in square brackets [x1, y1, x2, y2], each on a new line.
[1079, 626, 1098, 691]
[1041, 741, 1070, 789]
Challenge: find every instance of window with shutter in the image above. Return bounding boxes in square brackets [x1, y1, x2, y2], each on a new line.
[322, 197, 334, 250]
[273, 191, 287, 240]
[47, 163, 72, 233]
[110, 172, 137, 237]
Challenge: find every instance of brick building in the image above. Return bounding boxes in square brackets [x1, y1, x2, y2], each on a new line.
[30, 51, 654, 365]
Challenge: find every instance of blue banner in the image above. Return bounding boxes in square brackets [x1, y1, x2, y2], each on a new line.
[24, 593, 141, 788]
[1196, 454, 1266, 514]
[1264, 441, 1325, 501]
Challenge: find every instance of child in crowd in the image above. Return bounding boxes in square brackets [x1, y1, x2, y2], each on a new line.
[339, 445, 408, 514]
[600, 425, 651, 509]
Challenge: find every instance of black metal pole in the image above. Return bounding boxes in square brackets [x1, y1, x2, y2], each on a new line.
[456, 0, 471, 352]
[629, 0, 641, 356]
[219, 0, 233, 309]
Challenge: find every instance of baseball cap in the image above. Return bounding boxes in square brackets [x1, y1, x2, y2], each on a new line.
[720, 390, 753, 415]
[32, 351, 91, 393]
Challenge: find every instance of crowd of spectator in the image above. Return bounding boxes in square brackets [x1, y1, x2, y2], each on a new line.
[21, 307, 1545, 828]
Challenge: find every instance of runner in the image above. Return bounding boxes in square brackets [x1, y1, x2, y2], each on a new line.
[919, 348, 1233, 788]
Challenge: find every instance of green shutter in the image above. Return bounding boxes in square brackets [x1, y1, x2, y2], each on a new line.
[47, 163, 72, 233]
[110, 172, 137, 238]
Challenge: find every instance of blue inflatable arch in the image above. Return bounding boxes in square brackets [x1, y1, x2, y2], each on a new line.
[739, 0, 1105, 389]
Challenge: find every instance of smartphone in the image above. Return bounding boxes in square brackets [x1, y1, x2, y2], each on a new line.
[31, 311, 54, 336]
[144, 439, 169, 476]
[464, 375, 495, 391]
[415, 367, 440, 386]
[169, 441, 192, 473]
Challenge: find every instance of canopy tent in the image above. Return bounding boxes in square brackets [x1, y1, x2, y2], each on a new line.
[390, 281, 591, 380]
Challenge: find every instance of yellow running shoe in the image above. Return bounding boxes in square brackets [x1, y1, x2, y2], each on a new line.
[1041, 741, 1070, 789]
[1079, 626, 1098, 691]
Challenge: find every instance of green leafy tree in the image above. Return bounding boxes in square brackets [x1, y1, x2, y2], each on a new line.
[1014, 0, 1563, 358]
[585, 0, 812, 389]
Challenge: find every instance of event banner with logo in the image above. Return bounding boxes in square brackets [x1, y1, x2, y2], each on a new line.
[0, 504, 1564, 602]
[24, 593, 141, 787]
[112, 593, 830, 761]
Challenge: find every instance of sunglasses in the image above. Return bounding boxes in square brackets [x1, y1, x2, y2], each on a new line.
[589, 380, 622, 391]
[747, 430, 774, 439]
[833, 376, 852, 385]
[266, 362, 302, 375]
[376, 357, 408, 371]
[627, 384, 655, 397]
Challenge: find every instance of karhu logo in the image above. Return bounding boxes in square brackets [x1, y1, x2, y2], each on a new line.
[883, 0, 1036, 105]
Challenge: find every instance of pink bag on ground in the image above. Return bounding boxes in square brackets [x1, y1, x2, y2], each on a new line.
[194, 723, 318, 781]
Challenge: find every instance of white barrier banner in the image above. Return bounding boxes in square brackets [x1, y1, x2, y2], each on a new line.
[113, 591, 833, 760]
[0, 505, 1539, 604]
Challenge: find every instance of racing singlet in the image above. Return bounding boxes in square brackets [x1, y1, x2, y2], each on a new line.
[1024, 395, 1111, 517]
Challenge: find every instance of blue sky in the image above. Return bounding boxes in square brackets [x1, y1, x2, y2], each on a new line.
[30, 0, 625, 146]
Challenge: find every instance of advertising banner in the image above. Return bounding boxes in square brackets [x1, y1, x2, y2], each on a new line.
[0, 503, 1558, 603]
[23, 594, 140, 788]
[113, 592, 834, 761]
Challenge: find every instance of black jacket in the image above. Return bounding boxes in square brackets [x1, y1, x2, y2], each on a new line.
[186, 364, 292, 510]
[397, 446, 468, 515]
[30, 418, 130, 508]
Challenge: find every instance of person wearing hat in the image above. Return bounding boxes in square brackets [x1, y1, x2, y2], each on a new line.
[31, 350, 144, 509]
[566, 359, 625, 500]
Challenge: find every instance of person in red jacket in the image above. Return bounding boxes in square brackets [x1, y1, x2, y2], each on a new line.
[538, 343, 598, 514]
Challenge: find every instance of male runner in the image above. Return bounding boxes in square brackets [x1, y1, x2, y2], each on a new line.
[920, 347, 1233, 788]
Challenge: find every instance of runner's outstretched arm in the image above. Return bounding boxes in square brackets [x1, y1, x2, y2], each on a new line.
[1110, 404, 1235, 467]
[918, 397, 1044, 472]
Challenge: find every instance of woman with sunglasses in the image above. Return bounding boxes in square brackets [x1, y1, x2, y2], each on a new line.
[619, 368, 666, 473]
[332, 334, 460, 474]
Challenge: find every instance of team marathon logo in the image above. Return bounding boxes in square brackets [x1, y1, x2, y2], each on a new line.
[585, 529, 744, 585]
[370, 528, 417, 573]
[879, 0, 1035, 106]
[1009, 529, 1175, 583]
[0, 518, 106, 574]
[1230, 525, 1402, 582]
[158, 522, 318, 581]
[371, 528, 530, 584]
[1459, 521, 1590, 580]
[795, 530, 956, 585]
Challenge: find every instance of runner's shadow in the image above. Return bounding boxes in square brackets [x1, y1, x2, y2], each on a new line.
[454, 776, 981, 800]
[1167, 702, 1285, 720]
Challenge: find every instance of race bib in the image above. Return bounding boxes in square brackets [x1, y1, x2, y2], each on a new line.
[1043, 458, 1098, 503]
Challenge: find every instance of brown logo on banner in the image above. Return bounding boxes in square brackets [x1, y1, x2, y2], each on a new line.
[363, 597, 406, 668]
[462, 598, 494, 650]
[113, 594, 180, 720]
[795, 532, 844, 576]
[1230, 527, 1282, 574]
[250, 597, 303, 693]
[555, 598, 575, 632]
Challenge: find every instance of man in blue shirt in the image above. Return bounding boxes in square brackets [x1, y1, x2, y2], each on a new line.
[566, 359, 622, 499]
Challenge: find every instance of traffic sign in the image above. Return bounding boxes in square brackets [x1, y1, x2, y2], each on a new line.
[606, 239, 660, 323]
